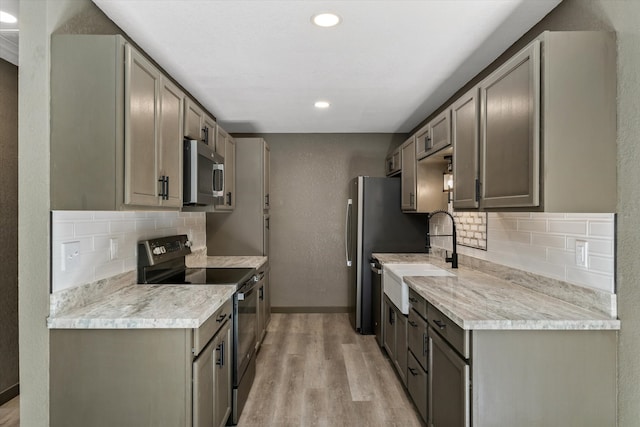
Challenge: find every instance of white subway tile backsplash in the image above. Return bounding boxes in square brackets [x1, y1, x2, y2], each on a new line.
[589, 221, 615, 238]
[431, 212, 615, 294]
[531, 233, 566, 249]
[517, 219, 547, 232]
[51, 210, 207, 293]
[548, 220, 588, 235]
[75, 221, 110, 236]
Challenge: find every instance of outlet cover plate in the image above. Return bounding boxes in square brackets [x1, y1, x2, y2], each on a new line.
[61, 241, 81, 272]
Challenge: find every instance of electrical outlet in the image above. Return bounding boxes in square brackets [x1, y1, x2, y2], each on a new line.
[575, 240, 589, 268]
[61, 241, 81, 272]
[110, 238, 119, 261]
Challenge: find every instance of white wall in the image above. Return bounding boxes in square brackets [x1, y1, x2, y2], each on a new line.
[51, 211, 206, 293]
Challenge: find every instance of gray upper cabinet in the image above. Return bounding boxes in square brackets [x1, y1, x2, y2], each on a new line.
[385, 146, 402, 176]
[479, 40, 540, 209]
[452, 89, 480, 209]
[184, 98, 205, 141]
[51, 35, 184, 210]
[471, 31, 616, 212]
[415, 109, 451, 160]
[158, 78, 185, 208]
[263, 143, 270, 211]
[124, 46, 161, 207]
[216, 125, 236, 211]
[401, 137, 417, 211]
[414, 123, 431, 160]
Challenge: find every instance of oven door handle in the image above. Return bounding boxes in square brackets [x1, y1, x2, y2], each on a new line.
[237, 286, 256, 301]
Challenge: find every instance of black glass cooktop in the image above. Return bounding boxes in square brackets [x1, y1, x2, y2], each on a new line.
[151, 267, 255, 286]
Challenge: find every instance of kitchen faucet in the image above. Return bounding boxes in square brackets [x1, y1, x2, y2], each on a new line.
[425, 210, 458, 269]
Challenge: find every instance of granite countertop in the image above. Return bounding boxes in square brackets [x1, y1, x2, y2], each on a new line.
[202, 256, 268, 269]
[48, 254, 269, 330]
[372, 253, 620, 331]
[48, 283, 236, 329]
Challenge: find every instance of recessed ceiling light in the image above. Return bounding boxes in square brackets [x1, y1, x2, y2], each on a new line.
[0, 11, 18, 24]
[311, 13, 341, 28]
[314, 101, 331, 109]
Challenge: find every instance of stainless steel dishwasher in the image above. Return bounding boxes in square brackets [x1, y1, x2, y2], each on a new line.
[370, 259, 383, 347]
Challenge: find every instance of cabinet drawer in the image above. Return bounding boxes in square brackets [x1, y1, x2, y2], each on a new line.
[408, 288, 427, 319]
[194, 298, 232, 356]
[407, 351, 428, 423]
[408, 309, 428, 371]
[427, 303, 469, 359]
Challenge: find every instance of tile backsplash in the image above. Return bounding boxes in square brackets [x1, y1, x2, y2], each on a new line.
[51, 211, 206, 293]
[429, 212, 615, 293]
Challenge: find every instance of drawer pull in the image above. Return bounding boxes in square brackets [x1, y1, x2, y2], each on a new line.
[216, 314, 227, 323]
[409, 297, 418, 303]
[408, 320, 418, 327]
[434, 319, 446, 330]
[408, 367, 419, 376]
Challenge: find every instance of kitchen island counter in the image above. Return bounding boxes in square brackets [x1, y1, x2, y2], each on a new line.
[372, 252, 619, 331]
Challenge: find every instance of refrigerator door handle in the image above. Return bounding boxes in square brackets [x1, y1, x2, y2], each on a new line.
[345, 198, 353, 267]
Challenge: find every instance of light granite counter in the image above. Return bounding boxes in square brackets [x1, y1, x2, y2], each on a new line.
[200, 256, 268, 269]
[372, 252, 620, 331]
[48, 283, 236, 329]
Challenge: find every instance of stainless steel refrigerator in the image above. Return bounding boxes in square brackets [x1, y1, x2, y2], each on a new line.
[346, 176, 427, 335]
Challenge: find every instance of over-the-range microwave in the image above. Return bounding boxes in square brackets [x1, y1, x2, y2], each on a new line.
[183, 139, 224, 206]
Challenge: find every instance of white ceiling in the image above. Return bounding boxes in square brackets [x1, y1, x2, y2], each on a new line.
[0, 0, 19, 65]
[4, 0, 563, 133]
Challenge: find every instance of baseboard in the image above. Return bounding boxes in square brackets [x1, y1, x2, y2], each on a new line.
[272, 306, 349, 313]
[0, 383, 19, 406]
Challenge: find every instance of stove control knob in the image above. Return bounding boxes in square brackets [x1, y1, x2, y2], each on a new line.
[152, 246, 165, 255]
[184, 240, 192, 248]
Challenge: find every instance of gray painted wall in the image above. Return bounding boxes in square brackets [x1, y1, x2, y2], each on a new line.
[254, 133, 405, 310]
[0, 58, 19, 401]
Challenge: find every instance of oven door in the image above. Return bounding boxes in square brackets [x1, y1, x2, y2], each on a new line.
[184, 139, 224, 205]
[235, 281, 257, 384]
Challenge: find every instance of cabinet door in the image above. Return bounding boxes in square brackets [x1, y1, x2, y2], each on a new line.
[407, 351, 428, 423]
[203, 115, 217, 150]
[396, 308, 408, 386]
[158, 78, 184, 207]
[224, 136, 236, 209]
[383, 297, 396, 361]
[193, 338, 215, 427]
[214, 325, 232, 427]
[401, 138, 416, 211]
[415, 123, 431, 160]
[184, 98, 204, 141]
[480, 40, 540, 208]
[429, 109, 451, 155]
[429, 331, 469, 427]
[263, 142, 270, 210]
[452, 88, 480, 209]
[124, 45, 161, 207]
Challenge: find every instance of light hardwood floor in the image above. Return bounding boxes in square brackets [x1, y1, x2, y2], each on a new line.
[238, 313, 423, 427]
[0, 395, 19, 427]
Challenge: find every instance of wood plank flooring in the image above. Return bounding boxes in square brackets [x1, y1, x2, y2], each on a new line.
[238, 313, 423, 427]
[0, 395, 19, 427]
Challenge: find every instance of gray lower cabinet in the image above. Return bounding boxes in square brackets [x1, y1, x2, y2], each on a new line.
[50, 300, 233, 427]
[256, 263, 271, 352]
[416, 296, 617, 427]
[51, 34, 185, 210]
[407, 351, 428, 423]
[383, 295, 407, 386]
